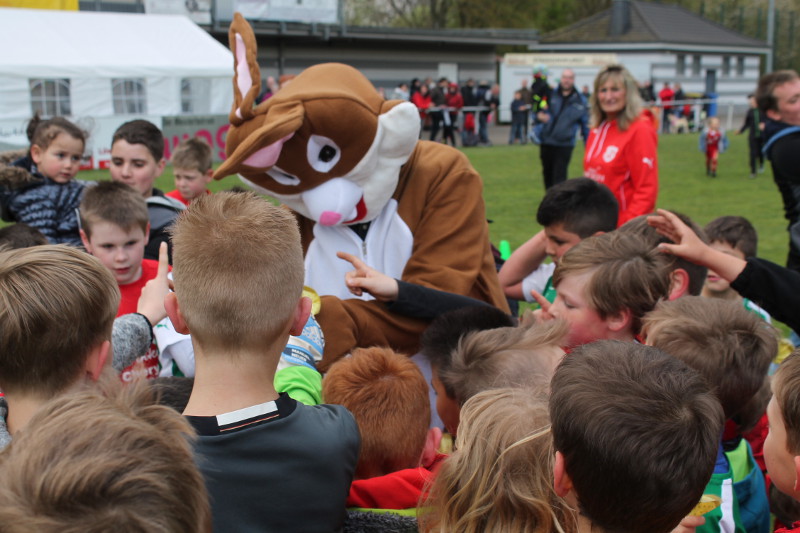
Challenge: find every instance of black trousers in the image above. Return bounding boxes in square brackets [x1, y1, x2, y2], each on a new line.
[748, 136, 764, 174]
[540, 144, 574, 189]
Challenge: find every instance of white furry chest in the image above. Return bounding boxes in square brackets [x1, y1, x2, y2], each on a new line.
[305, 199, 413, 300]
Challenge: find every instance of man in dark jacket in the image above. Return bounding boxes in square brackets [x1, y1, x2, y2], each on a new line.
[534, 69, 589, 189]
[757, 70, 800, 272]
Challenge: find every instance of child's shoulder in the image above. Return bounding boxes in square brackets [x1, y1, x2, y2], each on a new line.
[140, 258, 163, 281]
[776, 523, 800, 533]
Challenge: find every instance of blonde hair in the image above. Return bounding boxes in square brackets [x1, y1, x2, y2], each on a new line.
[589, 64, 643, 130]
[171, 137, 213, 173]
[442, 320, 568, 405]
[421, 388, 575, 533]
[170, 191, 304, 353]
[0, 245, 119, 396]
[0, 380, 211, 532]
[79, 181, 149, 238]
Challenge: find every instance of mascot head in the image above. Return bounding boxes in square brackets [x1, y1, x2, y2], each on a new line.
[213, 14, 420, 226]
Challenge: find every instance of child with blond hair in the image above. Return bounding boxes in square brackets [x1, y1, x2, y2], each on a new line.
[167, 137, 214, 206]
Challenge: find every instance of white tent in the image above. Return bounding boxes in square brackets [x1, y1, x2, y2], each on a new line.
[0, 8, 233, 121]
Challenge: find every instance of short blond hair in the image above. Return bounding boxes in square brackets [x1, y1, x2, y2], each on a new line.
[589, 64, 644, 130]
[171, 137, 213, 173]
[79, 181, 149, 238]
[170, 192, 304, 352]
[323, 347, 430, 479]
[442, 320, 568, 405]
[553, 232, 670, 335]
[0, 245, 119, 395]
[774, 350, 800, 454]
[0, 381, 211, 532]
[421, 388, 575, 533]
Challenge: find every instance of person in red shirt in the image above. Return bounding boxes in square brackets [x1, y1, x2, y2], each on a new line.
[659, 82, 675, 134]
[584, 64, 658, 226]
[166, 138, 213, 206]
[80, 181, 164, 381]
[699, 117, 728, 178]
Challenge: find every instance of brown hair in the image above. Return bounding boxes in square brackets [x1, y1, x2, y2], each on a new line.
[756, 70, 800, 115]
[0, 381, 211, 532]
[26, 114, 86, 154]
[442, 320, 568, 405]
[171, 137, 213, 173]
[0, 223, 47, 249]
[589, 64, 643, 130]
[773, 350, 800, 454]
[0, 245, 119, 396]
[704, 215, 758, 259]
[550, 341, 724, 533]
[112, 119, 164, 161]
[323, 346, 429, 479]
[644, 296, 777, 419]
[421, 388, 576, 533]
[553, 231, 671, 335]
[170, 191, 304, 353]
[620, 212, 709, 296]
[79, 181, 149, 238]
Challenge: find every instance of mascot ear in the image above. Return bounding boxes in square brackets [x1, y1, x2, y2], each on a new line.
[377, 100, 421, 161]
[229, 12, 262, 125]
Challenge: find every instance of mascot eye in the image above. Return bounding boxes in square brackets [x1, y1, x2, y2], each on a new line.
[267, 167, 301, 186]
[307, 135, 341, 173]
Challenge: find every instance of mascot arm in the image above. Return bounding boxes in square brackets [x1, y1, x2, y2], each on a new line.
[315, 295, 426, 372]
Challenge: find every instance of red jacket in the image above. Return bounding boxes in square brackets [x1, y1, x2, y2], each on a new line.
[584, 114, 658, 225]
[347, 454, 446, 510]
[411, 91, 432, 120]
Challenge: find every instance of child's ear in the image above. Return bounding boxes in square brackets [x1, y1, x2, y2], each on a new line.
[85, 339, 111, 381]
[79, 229, 92, 252]
[204, 168, 214, 182]
[606, 308, 632, 333]
[30, 144, 44, 165]
[420, 427, 443, 468]
[793, 456, 800, 493]
[553, 450, 574, 498]
[155, 158, 166, 178]
[143, 222, 151, 245]
[667, 268, 690, 300]
[289, 296, 312, 336]
[165, 292, 190, 335]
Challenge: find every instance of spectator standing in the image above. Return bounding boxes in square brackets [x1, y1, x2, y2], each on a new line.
[534, 68, 589, 189]
[443, 83, 463, 147]
[460, 79, 478, 145]
[673, 82, 686, 117]
[739, 93, 765, 178]
[429, 78, 448, 142]
[659, 82, 675, 134]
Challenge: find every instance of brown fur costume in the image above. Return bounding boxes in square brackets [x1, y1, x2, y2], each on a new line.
[214, 14, 508, 369]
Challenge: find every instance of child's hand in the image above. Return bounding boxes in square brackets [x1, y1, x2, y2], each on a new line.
[337, 251, 399, 302]
[646, 209, 708, 264]
[137, 242, 170, 325]
[529, 288, 554, 322]
[671, 515, 705, 533]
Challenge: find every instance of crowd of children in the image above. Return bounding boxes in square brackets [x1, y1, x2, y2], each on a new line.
[3, 72, 800, 533]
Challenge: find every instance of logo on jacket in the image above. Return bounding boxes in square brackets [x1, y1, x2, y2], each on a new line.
[643, 157, 654, 168]
[602, 146, 619, 163]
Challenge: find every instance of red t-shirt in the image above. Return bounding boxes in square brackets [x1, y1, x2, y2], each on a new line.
[117, 259, 162, 382]
[706, 129, 722, 152]
[346, 454, 446, 509]
[165, 188, 210, 206]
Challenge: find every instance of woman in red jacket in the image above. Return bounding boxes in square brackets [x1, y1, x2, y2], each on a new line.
[584, 64, 658, 226]
[411, 83, 433, 133]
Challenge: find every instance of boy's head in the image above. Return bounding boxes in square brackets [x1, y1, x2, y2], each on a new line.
[551, 231, 670, 346]
[0, 383, 211, 532]
[513, 90, 522, 100]
[171, 137, 214, 202]
[0, 223, 47, 249]
[435, 320, 567, 435]
[620, 212, 708, 298]
[756, 70, 800, 124]
[536, 177, 619, 261]
[79, 181, 150, 286]
[110, 119, 166, 197]
[767, 350, 800, 500]
[323, 347, 433, 479]
[0, 245, 118, 398]
[708, 116, 720, 129]
[644, 296, 777, 419]
[167, 192, 306, 356]
[550, 341, 724, 533]
[703, 215, 757, 296]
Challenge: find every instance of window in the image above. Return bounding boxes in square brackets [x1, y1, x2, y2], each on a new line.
[112, 78, 147, 114]
[676, 55, 686, 76]
[722, 56, 731, 77]
[180, 78, 212, 114]
[29, 79, 71, 117]
[737, 56, 745, 76]
[692, 55, 701, 76]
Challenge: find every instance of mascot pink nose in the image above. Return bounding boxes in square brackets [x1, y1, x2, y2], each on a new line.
[319, 211, 342, 226]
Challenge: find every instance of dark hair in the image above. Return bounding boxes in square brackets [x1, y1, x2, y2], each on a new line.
[421, 306, 515, 398]
[550, 341, 724, 533]
[773, 350, 800, 454]
[619, 212, 709, 295]
[536, 177, 619, 237]
[0, 224, 47, 249]
[112, 119, 164, 161]
[704, 215, 758, 258]
[79, 181, 149, 237]
[756, 70, 799, 115]
[150, 377, 195, 413]
[26, 114, 86, 154]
